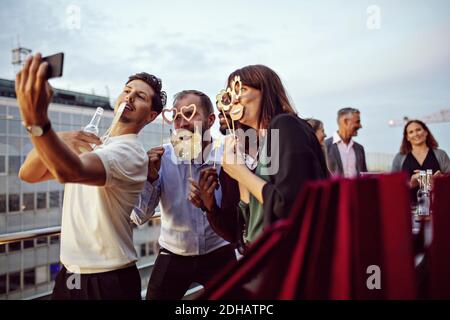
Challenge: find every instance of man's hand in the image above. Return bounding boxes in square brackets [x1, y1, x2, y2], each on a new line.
[188, 168, 219, 212]
[147, 147, 165, 182]
[188, 178, 204, 209]
[15, 53, 53, 126]
[58, 131, 102, 155]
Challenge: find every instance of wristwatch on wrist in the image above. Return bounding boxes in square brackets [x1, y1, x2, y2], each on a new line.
[23, 121, 52, 137]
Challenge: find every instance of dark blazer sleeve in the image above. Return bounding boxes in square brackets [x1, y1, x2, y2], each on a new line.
[325, 137, 341, 175]
[262, 115, 327, 225]
[205, 169, 244, 243]
[360, 144, 368, 172]
[354, 142, 368, 173]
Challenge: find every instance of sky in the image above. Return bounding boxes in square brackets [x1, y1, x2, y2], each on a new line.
[1, 0, 449, 154]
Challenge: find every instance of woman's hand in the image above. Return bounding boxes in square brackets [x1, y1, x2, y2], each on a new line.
[410, 170, 420, 188]
[222, 135, 267, 204]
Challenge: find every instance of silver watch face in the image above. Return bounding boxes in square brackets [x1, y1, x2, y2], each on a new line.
[30, 125, 44, 136]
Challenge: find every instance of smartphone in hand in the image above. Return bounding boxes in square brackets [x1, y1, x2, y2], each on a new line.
[42, 52, 64, 79]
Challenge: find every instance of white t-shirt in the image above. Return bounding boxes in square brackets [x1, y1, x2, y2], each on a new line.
[60, 134, 148, 274]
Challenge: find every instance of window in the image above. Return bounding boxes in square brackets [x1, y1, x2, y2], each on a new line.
[0, 274, 6, 294]
[37, 192, 47, 209]
[140, 243, 147, 257]
[148, 242, 155, 256]
[8, 106, 20, 118]
[0, 155, 5, 173]
[8, 119, 21, 135]
[22, 137, 33, 155]
[50, 235, 60, 245]
[8, 194, 20, 212]
[0, 194, 5, 213]
[23, 240, 34, 250]
[9, 272, 21, 292]
[23, 268, 36, 287]
[36, 236, 48, 246]
[72, 114, 82, 126]
[22, 193, 35, 211]
[0, 119, 6, 134]
[0, 244, 5, 254]
[8, 156, 21, 174]
[8, 241, 21, 252]
[35, 266, 48, 284]
[49, 191, 60, 208]
[49, 111, 59, 123]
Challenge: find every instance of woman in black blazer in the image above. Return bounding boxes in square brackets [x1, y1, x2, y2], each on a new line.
[217, 64, 329, 243]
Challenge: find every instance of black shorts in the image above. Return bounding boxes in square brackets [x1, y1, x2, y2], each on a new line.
[52, 264, 141, 300]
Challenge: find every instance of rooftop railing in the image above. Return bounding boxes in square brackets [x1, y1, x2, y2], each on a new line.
[0, 213, 204, 300]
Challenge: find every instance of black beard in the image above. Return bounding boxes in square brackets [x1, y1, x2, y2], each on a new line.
[119, 116, 132, 124]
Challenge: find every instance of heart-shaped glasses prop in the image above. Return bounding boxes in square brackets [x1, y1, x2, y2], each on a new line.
[215, 76, 243, 137]
[160, 104, 197, 145]
[170, 128, 202, 178]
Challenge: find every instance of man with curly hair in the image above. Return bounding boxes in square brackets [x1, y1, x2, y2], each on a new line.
[17, 53, 166, 299]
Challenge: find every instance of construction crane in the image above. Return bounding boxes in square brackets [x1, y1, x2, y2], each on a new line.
[388, 108, 450, 127]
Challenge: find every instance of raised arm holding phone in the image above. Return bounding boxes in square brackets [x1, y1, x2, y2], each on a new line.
[16, 53, 167, 300]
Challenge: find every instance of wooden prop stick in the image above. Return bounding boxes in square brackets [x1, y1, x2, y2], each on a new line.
[161, 117, 164, 145]
[231, 119, 236, 138]
[220, 109, 232, 134]
[213, 139, 222, 169]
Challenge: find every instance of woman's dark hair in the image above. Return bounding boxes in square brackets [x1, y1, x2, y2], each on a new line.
[400, 119, 438, 154]
[305, 118, 323, 133]
[227, 65, 296, 129]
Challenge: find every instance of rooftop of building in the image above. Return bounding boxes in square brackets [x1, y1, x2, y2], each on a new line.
[0, 78, 111, 110]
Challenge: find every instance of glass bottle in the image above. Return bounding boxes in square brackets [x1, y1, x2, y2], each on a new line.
[79, 107, 103, 152]
[416, 171, 430, 218]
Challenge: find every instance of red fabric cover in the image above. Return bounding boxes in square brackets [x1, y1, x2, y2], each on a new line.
[200, 173, 417, 300]
[428, 175, 450, 298]
[377, 173, 416, 299]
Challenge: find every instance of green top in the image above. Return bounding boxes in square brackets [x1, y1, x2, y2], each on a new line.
[240, 141, 270, 243]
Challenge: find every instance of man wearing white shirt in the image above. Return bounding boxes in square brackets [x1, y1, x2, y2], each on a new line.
[16, 53, 166, 299]
[325, 107, 368, 177]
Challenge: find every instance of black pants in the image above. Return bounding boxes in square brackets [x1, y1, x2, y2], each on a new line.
[146, 244, 237, 300]
[52, 264, 141, 300]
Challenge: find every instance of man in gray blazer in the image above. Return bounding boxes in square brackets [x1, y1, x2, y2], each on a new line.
[325, 107, 368, 177]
